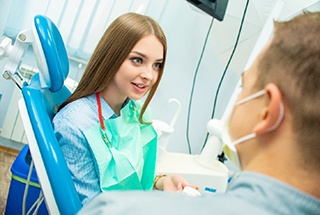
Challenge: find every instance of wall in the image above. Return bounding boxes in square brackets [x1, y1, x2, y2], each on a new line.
[0, 0, 318, 153]
[0, 0, 277, 153]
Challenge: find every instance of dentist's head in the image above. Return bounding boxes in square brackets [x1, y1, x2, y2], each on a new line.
[223, 12, 320, 187]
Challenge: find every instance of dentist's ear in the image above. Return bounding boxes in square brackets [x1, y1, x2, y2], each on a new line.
[254, 83, 283, 135]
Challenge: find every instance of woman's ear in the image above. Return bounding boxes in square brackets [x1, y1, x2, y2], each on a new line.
[254, 83, 283, 135]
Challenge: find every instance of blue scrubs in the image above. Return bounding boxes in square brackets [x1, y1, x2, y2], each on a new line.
[78, 172, 320, 214]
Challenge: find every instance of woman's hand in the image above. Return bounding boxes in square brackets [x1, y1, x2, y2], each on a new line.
[154, 174, 198, 192]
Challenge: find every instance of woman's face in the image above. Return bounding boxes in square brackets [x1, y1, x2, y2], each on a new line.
[108, 35, 164, 102]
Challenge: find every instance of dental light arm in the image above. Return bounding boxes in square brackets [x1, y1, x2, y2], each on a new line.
[0, 29, 33, 89]
[0, 17, 56, 91]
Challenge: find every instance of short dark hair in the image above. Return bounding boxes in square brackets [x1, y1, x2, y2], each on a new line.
[256, 11, 320, 162]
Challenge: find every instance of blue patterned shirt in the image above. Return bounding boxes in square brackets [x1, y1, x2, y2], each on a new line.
[52, 94, 116, 205]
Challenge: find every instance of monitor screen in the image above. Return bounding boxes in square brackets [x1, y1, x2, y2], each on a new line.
[186, 0, 229, 21]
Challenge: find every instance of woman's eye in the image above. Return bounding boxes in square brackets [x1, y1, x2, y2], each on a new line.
[131, 57, 143, 64]
[153, 62, 163, 70]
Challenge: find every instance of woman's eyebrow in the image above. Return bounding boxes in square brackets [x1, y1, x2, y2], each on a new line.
[155, 58, 164, 63]
[131, 51, 163, 62]
[131, 51, 146, 58]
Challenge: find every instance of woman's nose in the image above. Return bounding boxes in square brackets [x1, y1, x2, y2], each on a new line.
[140, 66, 153, 80]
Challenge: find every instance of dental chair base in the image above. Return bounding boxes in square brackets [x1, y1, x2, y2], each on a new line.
[5, 145, 48, 215]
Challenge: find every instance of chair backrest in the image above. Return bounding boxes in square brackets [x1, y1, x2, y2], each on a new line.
[20, 15, 82, 214]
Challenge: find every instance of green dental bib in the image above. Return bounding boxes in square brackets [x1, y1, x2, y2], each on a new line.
[84, 100, 157, 191]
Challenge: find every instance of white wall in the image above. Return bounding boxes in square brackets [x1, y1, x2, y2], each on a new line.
[0, 0, 318, 153]
[151, 0, 277, 153]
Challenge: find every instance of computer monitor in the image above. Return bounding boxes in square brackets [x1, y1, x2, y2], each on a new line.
[187, 0, 229, 21]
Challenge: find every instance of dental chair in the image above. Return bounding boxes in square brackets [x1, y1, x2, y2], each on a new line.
[1, 15, 82, 214]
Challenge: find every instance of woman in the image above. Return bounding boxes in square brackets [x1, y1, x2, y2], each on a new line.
[53, 12, 192, 205]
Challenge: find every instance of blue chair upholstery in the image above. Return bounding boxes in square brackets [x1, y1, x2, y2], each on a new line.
[20, 15, 82, 214]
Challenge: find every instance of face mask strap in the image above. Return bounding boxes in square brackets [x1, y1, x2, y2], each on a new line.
[264, 101, 284, 133]
[233, 101, 284, 145]
[232, 133, 256, 146]
[223, 90, 284, 170]
[236, 90, 266, 105]
[232, 101, 284, 147]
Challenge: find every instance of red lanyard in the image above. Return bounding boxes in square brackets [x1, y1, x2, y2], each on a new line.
[96, 92, 105, 130]
[96, 92, 111, 147]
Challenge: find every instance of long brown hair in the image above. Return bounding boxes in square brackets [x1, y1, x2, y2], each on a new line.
[59, 12, 167, 123]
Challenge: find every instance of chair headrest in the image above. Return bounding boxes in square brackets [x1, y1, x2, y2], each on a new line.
[33, 15, 69, 92]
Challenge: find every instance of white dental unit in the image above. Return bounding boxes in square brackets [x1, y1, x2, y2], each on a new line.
[156, 119, 229, 194]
